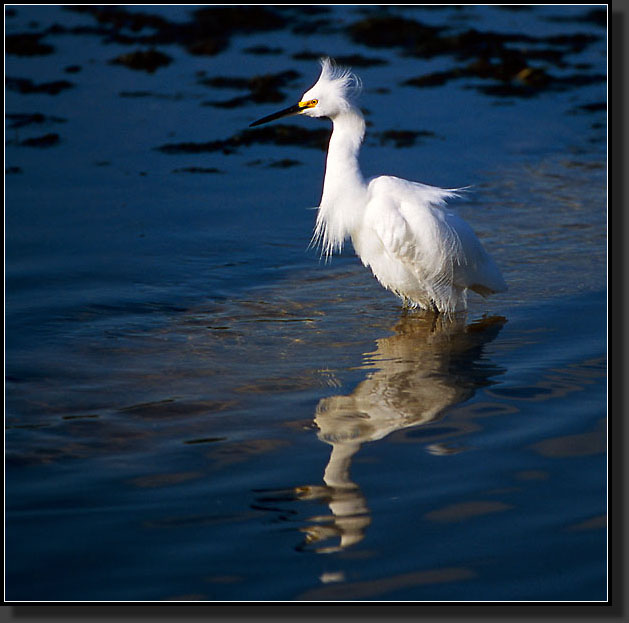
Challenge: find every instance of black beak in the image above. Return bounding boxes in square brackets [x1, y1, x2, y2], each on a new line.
[249, 102, 302, 127]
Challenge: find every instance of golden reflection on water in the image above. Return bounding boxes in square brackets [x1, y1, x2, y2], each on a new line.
[295, 311, 507, 554]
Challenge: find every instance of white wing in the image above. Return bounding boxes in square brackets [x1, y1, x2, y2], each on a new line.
[362, 176, 506, 308]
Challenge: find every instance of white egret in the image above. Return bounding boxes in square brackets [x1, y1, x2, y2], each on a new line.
[250, 57, 507, 313]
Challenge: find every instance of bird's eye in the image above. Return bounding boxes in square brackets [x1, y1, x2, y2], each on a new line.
[310, 99, 318, 106]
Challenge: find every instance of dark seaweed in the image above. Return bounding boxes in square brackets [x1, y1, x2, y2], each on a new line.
[405, 57, 604, 99]
[18, 133, 61, 148]
[348, 15, 443, 50]
[377, 130, 437, 148]
[6, 113, 67, 129]
[576, 102, 607, 113]
[6, 77, 74, 95]
[546, 8, 607, 28]
[6, 33, 54, 56]
[347, 12, 601, 99]
[199, 70, 302, 107]
[267, 159, 303, 168]
[172, 167, 223, 174]
[157, 124, 331, 155]
[109, 49, 173, 73]
[244, 45, 283, 55]
[65, 5, 288, 57]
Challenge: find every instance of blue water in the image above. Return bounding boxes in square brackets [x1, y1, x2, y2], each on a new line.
[5, 5, 606, 602]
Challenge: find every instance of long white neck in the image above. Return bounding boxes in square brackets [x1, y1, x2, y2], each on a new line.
[312, 107, 367, 258]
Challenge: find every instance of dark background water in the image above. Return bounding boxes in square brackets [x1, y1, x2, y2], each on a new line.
[6, 5, 606, 602]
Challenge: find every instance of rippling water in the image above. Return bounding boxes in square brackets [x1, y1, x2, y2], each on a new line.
[6, 5, 606, 602]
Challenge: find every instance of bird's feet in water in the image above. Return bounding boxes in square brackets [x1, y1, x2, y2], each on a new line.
[400, 296, 439, 313]
[399, 297, 442, 326]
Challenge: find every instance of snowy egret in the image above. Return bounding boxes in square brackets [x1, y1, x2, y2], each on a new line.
[250, 58, 507, 313]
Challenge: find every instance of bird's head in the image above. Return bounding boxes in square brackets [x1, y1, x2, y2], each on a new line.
[250, 57, 360, 127]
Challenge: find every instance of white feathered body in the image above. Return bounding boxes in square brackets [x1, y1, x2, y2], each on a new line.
[309, 104, 506, 313]
[354, 176, 507, 312]
[270, 58, 509, 313]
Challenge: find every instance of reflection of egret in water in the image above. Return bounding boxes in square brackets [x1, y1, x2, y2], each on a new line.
[296, 312, 507, 554]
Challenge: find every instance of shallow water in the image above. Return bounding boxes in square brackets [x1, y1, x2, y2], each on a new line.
[6, 5, 607, 602]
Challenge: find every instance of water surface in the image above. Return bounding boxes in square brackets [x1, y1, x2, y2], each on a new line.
[5, 4, 607, 602]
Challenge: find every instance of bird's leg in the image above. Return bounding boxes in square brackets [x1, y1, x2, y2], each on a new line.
[427, 311, 435, 332]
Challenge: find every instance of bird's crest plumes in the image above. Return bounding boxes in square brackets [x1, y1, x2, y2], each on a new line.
[318, 57, 362, 97]
[303, 57, 362, 112]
